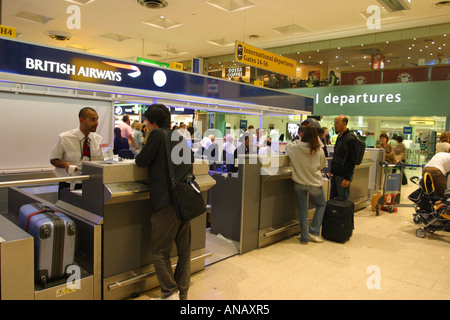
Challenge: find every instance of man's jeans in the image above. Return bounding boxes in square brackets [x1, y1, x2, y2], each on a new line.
[330, 174, 352, 201]
[294, 183, 327, 243]
[151, 205, 191, 300]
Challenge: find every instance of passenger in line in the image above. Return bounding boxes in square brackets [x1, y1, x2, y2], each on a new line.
[50, 107, 103, 193]
[130, 122, 144, 153]
[118, 115, 139, 152]
[286, 125, 327, 244]
[135, 104, 194, 300]
[329, 115, 358, 200]
[113, 127, 129, 155]
[378, 133, 396, 164]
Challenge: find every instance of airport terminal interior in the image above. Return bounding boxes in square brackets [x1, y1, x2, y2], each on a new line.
[0, 0, 449, 301]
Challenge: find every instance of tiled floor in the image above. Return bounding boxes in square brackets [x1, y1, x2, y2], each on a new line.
[137, 168, 450, 300]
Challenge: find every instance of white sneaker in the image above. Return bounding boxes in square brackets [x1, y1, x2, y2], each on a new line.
[165, 292, 180, 300]
[151, 291, 180, 300]
[309, 234, 324, 243]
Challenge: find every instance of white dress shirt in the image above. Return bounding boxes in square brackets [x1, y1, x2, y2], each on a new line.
[49, 128, 103, 177]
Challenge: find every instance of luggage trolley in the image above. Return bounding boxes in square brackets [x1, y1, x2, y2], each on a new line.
[375, 161, 411, 215]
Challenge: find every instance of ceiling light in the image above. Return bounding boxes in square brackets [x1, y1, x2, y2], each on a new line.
[137, 0, 168, 9]
[207, 38, 234, 47]
[48, 31, 71, 41]
[99, 32, 131, 42]
[15, 11, 53, 24]
[377, 0, 411, 12]
[65, 0, 95, 5]
[206, 0, 255, 12]
[272, 24, 308, 36]
[142, 17, 182, 29]
[435, 1, 450, 7]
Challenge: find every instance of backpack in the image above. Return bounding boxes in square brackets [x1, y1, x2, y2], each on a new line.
[353, 135, 366, 165]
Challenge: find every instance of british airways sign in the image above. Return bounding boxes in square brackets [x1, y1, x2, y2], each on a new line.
[0, 38, 313, 112]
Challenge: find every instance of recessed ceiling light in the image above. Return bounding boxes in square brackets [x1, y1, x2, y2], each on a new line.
[15, 11, 53, 24]
[99, 32, 131, 42]
[207, 38, 234, 47]
[272, 24, 308, 36]
[65, 0, 95, 5]
[142, 16, 182, 29]
[137, 0, 168, 9]
[206, 0, 255, 12]
[47, 31, 71, 41]
[435, 1, 450, 7]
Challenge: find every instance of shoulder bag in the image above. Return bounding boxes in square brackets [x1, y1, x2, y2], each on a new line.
[163, 130, 206, 221]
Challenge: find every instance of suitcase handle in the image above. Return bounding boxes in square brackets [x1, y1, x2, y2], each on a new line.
[25, 209, 62, 232]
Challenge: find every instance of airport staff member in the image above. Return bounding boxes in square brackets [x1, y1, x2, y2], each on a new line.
[329, 115, 357, 200]
[50, 107, 103, 191]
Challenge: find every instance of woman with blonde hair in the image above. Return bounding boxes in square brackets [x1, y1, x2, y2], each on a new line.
[286, 125, 327, 244]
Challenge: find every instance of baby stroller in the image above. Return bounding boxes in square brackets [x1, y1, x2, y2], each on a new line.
[408, 172, 450, 238]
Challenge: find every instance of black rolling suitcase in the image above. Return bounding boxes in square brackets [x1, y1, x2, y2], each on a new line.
[321, 198, 355, 243]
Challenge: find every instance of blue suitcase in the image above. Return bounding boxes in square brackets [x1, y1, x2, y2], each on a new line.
[18, 203, 77, 285]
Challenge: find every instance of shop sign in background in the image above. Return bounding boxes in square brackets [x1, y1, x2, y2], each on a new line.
[235, 41, 297, 77]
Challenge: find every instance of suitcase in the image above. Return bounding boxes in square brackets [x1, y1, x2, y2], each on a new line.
[371, 193, 382, 211]
[321, 198, 355, 243]
[18, 203, 77, 285]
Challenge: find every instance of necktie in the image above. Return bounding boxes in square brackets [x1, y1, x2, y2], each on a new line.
[83, 136, 90, 160]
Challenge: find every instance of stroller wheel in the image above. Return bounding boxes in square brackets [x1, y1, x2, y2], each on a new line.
[413, 215, 421, 224]
[415, 228, 426, 238]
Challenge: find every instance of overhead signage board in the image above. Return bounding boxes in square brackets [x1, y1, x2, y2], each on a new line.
[136, 57, 169, 68]
[0, 25, 16, 39]
[235, 41, 297, 78]
[0, 38, 313, 112]
[170, 62, 183, 71]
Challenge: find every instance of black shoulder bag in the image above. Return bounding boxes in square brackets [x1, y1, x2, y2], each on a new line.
[163, 130, 206, 221]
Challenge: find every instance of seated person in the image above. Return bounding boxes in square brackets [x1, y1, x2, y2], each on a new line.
[113, 127, 129, 154]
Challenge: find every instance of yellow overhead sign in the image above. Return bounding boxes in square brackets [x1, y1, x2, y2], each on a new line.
[0, 25, 16, 39]
[170, 62, 184, 71]
[235, 41, 297, 77]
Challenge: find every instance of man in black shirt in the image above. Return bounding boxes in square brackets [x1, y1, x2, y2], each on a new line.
[330, 115, 358, 200]
[135, 104, 193, 300]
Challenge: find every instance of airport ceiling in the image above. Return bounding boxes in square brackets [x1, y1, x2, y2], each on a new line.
[2, 0, 450, 65]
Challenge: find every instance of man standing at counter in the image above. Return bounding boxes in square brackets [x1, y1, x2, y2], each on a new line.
[135, 104, 193, 301]
[50, 107, 102, 192]
[329, 115, 357, 200]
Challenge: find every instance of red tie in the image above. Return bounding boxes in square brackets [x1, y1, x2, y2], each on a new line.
[83, 137, 90, 160]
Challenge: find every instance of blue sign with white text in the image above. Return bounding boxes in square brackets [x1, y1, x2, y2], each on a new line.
[0, 38, 313, 112]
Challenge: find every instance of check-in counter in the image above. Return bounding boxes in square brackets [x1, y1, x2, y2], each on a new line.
[60, 160, 215, 300]
[259, 155, 329, 248]
[209, 149, 378, 252]
[209, 154, 329, 252]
